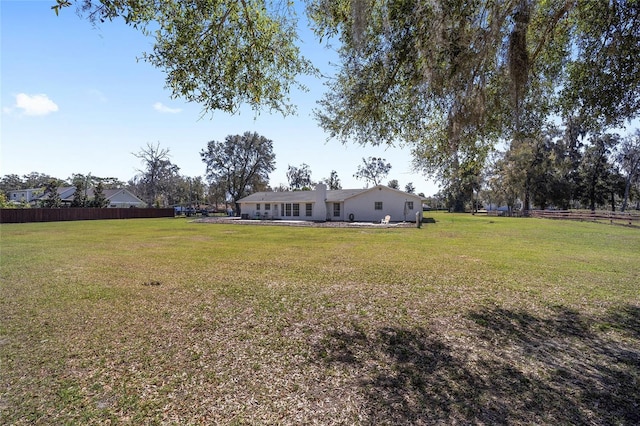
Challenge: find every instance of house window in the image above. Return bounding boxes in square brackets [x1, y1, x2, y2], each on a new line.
[285, 203, 292, 216]
[293, 203, 300, 216]
[375, 201, 383, 210]
[305, 203, 312, 217]
[333, 203, 340, 217]
[256, 203, 261, 211]
[265, 203, 270, 211]
[406, 201, 414, 210]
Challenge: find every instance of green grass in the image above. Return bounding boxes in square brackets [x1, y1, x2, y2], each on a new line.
[1, 214, 639, 424]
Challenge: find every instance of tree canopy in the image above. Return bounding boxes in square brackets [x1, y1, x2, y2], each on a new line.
[617, 130, 640, 211]
[286, 163, 314, 190]
[133, 142, 180, 207]
[56, 0, 640, 204]
[321, 170, 342, 190]
[55, 0, 317, 115]
[353, 157, 391, 186]
[201, 132, 276, 212]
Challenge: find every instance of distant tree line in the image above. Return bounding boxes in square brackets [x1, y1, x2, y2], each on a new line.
[480, 128, 640, 213]
[2, 137, 424, 213]
[4, 127, 637, 213]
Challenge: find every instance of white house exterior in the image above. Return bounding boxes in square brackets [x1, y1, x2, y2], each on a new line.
[237, 184, 423, 223]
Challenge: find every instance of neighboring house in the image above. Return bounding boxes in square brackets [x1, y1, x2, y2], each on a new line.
[97, 188, 147, 208]
[24, 186, 76, 207]
[7, 188, 44, 204]
[9, 187, 146, 208]
[237, 184, 423, 222]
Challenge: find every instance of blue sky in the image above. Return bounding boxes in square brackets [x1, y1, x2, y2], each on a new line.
[1, 0, 439, 195]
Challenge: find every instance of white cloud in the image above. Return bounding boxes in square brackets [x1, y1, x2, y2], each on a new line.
[153, 102, 182, 114]
[13, 93, 59, 116]
[87, 89, 108, 103]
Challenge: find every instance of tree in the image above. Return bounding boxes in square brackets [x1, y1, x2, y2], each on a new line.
[321, 170, 341, 190]
[189, 176, 206, 208]
[310, 0, 640, 196]
[201, 131, 276, 214]
[90, 181, 108, 207]
[313, 0, 534, 195]
[71, 183, 88, 207]
[0, 174, 24, 194]
[58, 1, 640, 196]
[354, 157, 391, 187]
[286, 163, 313, 190]
[59, 0, 640, 125]
[560, 1, 640, 130]
[205, 179, 231, 210]
[97, 177, 125, 189]
[55, 0, 316, 116]
[405, 182, 415, 194]
[42, 180, 62, 208]
[23, 172, 56, 189]
[485, 149, 525, 215]
[168, 175, 207, 209]
[0, 193, 13, 208]
[544, 121, 585, 210]
[70, 173, 92, 207]
[578, 133, 620, 211]
[387, 179, 399, 189]
[133, 142, 180, 207]
[617, 130, 640, 212]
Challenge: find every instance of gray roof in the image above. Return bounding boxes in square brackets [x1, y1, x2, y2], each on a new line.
[34, 186, 143, 203]
[238, 185, 426, 204]
[326, 189, 369, 202]
[238, 188, 368, 204]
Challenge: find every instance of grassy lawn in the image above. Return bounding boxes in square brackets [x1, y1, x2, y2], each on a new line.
[1, 213, 639, 424]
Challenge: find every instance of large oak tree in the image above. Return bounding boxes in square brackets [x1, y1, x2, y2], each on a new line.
[201, 132, 276, 214]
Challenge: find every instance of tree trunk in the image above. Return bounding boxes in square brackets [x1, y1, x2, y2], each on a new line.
[451, 191, 466, 212]
[589, 172, 597, 212]
[610, 190, 616, 211]
[621, 175, 631, 212]
[523, 186, 530, 212]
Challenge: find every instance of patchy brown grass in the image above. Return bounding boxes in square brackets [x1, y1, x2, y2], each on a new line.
[1, 215, 638, 424]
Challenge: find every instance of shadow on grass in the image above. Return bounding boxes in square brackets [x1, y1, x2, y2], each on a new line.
[314, 305, 640, 424]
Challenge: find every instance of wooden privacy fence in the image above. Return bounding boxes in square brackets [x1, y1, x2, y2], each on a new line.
[528, 210, 640, 226]
[0, 208, 175, 224]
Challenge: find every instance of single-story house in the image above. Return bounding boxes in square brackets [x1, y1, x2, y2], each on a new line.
[237, 184, 424, 223]
[9, 187, 146, 208]
[97, 188, 147, 208]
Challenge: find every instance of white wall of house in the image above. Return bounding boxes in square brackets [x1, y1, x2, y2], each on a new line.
[8, 189, 42, 203]
[238, 185, 422, 223]
[243, 200, 321, 220]
[343, 186, 422, 223]
[240, 184, 328, 221]
[314, 184, 328, 220]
